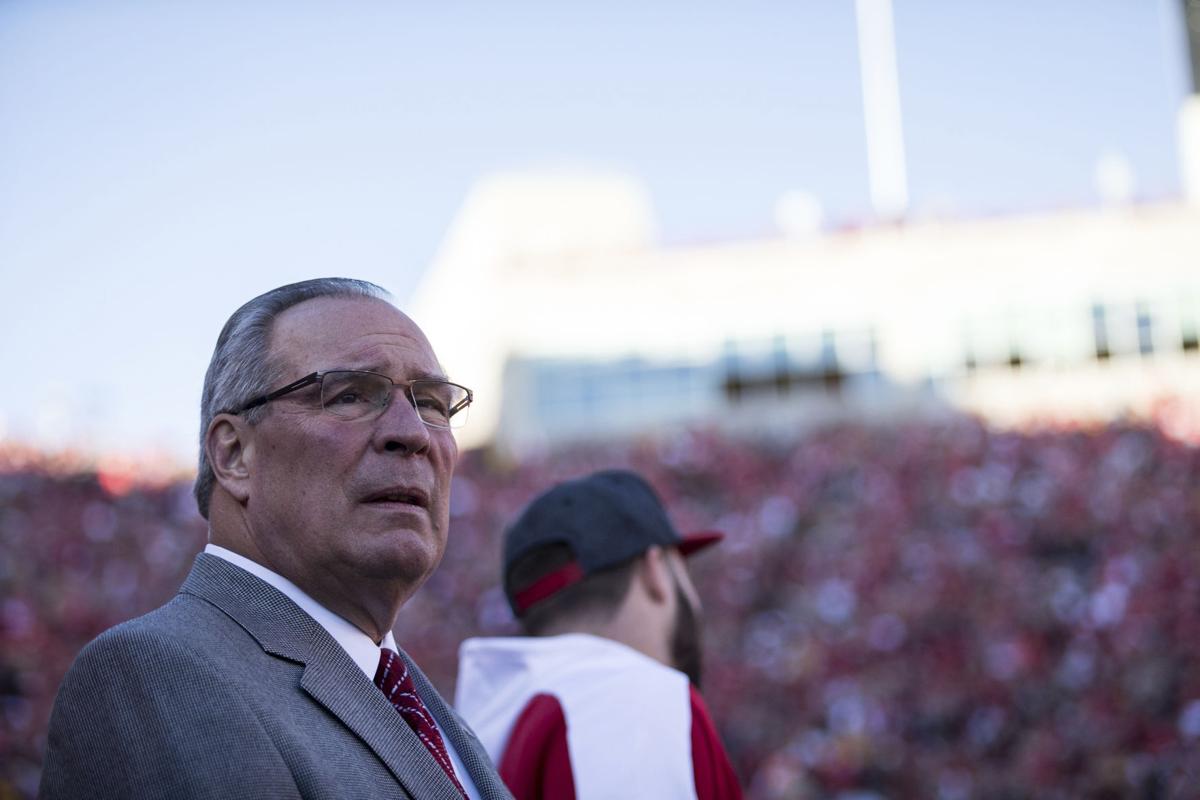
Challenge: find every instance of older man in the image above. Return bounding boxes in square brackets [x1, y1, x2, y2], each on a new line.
[40, 279, 510, 800]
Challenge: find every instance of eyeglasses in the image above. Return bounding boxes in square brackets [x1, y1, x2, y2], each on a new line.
[234, 370, 473, 429]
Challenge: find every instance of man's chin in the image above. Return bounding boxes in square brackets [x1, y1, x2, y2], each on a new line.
[357, 535, 443, 583]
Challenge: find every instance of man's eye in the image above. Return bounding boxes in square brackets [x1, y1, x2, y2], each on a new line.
[325, 380, 377, 405]
[330, 390, 366, 405]
[415, 396, 449, 414]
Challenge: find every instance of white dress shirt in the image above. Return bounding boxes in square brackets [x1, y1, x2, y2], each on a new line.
[205, 544, 481, 800]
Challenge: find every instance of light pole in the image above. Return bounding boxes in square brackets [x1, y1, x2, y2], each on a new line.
[855, 0, 909, 222]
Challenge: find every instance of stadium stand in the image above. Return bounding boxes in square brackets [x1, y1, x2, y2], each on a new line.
[2, 418, 1198, 798]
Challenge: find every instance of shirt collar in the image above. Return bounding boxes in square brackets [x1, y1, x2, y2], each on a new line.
[204, 544, 397, 678]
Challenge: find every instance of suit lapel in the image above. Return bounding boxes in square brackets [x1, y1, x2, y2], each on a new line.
[300, 636, 469, 800]
[180, 554, 471, 800]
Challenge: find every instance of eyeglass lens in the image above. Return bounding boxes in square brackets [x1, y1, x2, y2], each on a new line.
[318, 372, 468, 428]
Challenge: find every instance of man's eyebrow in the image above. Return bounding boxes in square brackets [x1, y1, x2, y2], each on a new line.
[350, 365, 450, 382]
[411, 369, 452, 382]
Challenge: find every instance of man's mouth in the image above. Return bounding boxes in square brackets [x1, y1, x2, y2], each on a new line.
[361, 487, 430, 509]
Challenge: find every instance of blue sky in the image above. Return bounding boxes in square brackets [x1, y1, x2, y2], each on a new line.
[0, 0, 1192, 462]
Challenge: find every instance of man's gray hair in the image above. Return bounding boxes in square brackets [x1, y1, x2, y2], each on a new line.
[193, 278, 390, 518]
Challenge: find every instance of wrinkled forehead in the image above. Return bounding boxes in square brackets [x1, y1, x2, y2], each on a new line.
[268, 296, 442, 378]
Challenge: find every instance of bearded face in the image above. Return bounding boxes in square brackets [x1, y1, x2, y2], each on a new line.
[669, 575, 704, 688]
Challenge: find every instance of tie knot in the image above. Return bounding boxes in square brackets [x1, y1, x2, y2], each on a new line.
[374, 648, 415, 698]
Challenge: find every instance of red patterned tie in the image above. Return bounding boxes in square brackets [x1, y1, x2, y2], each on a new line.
[374, 648, 468, 798]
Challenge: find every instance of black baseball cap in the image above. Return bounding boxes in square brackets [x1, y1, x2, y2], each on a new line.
[503, 469, 723, 615]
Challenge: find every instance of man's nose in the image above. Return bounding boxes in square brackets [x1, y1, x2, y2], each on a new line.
[375, 388, 432, 455]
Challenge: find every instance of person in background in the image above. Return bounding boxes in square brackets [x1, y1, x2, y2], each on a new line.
[456, 469, 743, 800]
[40, 278, 511, 800]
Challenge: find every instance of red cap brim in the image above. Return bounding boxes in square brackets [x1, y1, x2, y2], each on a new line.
[677, 530, 724, 557]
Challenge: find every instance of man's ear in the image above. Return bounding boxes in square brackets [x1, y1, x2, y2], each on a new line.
[638, 546, 674, 605]
[205, 414, 254, 504]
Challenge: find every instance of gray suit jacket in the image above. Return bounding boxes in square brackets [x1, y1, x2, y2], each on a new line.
[39, 553, 513, 800]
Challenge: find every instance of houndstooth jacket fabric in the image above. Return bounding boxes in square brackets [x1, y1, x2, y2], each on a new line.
[39, 553, 513, 800]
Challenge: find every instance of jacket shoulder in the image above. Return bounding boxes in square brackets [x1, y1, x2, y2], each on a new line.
[40, 595, 298, 799]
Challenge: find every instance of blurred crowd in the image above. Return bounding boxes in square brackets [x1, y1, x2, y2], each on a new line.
[2, 418, 1198, 799]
